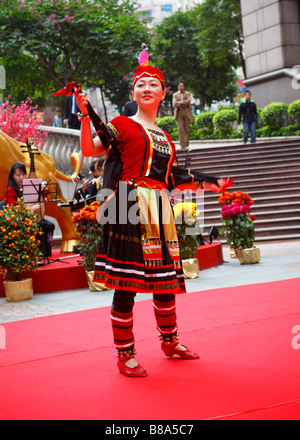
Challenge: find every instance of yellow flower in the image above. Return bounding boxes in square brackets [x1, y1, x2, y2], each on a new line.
[173, 202, 198, 224]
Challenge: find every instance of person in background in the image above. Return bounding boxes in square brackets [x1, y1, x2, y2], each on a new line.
[173, 81, 193, 150]
[238, 90, 257, 144]
[123, 95, 138, 117]
[63, 92, 81, 129]
[89, 157, 106, 198]
[53, 108, 62, 128]
[76, 159, 102, 201]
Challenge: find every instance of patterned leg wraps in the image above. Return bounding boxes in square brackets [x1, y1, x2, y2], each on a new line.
[111, 290, 136, 360]
[111, 308, 136, 360]
[153, 294, 179, 345]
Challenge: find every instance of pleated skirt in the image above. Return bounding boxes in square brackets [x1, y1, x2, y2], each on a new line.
[93, 183, 186, 294]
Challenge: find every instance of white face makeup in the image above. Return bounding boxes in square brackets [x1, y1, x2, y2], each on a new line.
[133, 77, 166, 108]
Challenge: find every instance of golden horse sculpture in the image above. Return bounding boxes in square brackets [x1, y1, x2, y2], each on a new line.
[0, 129, 81, 252]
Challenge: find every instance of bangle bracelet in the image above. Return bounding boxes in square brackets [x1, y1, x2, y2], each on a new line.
[77, 112, 90, 121]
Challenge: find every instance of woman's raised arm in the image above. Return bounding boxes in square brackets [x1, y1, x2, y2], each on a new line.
[76, 92, 106, 158]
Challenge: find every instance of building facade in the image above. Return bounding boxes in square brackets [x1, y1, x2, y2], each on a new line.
[241, 0, 300, 107]
[136, 0, 203, 25]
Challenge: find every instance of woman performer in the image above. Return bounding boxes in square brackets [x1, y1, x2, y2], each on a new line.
[76, 52, 231, 377]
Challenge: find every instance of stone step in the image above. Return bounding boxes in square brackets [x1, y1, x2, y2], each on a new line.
[229, 173, 300, 183]
[212, 167, 300, 179]
[176, 139, 300, 157]
[176, 139, 300, 241]
[202, 215, 300, 227]
[200, 200, 300, 215]
[179, 149, 300, 168]
[189, 161, 300, 175]
[204, 209, 300, 221]
[252, 193, 300, 204]
[203, 186, 300, 201]
[231, 180, 300, 190]
[178, 142, 300, 156]
[208, 233, 300, 244]
[202, 193, 300, 206]
[252, 234, 300, 242]
[202, 223, 300, 236]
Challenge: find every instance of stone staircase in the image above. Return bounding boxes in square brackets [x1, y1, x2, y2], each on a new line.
[176, 139, 300, 242]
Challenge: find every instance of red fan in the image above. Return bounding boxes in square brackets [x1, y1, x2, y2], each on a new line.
[51, 82, 112, 149]
[221, 177, 234, 193]
[51, 82, 82, 97]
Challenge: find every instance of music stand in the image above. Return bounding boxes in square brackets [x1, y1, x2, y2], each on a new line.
[22, 178, 44, 218]
[22, 178, 42, 202]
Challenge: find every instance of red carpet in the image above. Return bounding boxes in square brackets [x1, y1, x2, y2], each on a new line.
[0, 243, 222, 297]
[0, 278, 300, 420]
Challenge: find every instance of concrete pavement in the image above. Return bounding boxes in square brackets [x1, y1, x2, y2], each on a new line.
[0, 240, 299, 324]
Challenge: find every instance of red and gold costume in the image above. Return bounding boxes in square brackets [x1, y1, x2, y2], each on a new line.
[93, 116, 219, 295]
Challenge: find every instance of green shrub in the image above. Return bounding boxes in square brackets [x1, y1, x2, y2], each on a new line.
[194, 111, 216, 136]
[288, 100, 300, 123]
[189, 127, 199, 140]
[256, 107, 263, 128]
[230, 129, 242, 139]
[261, 102, 289, 129]
[279, 124, 299, 136]
[170, 130, 179, 141]
[213, 109, 238, 138]
[156, 116, 177, 134]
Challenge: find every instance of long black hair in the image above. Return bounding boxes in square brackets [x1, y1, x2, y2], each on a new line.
[7, 162, 27, 198]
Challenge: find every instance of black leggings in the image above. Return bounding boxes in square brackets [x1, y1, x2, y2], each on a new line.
[112, 289, 175, 313]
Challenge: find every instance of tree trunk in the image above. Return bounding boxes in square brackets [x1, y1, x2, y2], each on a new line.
[100, 85, 108, 124]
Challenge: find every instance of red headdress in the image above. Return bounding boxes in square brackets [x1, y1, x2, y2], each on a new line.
[133, 50, 165, 89]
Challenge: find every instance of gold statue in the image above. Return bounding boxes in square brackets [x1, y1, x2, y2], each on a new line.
[0, 129, 81, 252]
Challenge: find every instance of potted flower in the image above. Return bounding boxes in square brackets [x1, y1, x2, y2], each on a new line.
[72, 201, 105, 291]
[0, 199, 42, 301]
[218, 191, 260, 264]
[173, 202, 200, 278]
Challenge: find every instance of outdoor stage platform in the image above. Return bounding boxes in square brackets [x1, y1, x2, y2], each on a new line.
[0, 242, 223, 297]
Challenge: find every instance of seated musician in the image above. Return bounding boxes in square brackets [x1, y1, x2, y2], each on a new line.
[76, 157, 105, 202]
[89, 157, 105, 198]
[4, 162, 55, 259]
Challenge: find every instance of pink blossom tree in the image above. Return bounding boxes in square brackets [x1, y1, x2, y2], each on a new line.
[0, 98, 48, 147]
